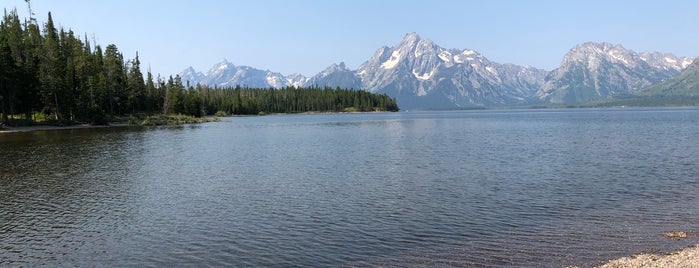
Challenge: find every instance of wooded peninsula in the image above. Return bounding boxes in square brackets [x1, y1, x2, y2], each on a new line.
[0, 10, 398, 127]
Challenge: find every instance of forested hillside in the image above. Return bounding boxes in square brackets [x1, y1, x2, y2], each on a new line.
[197, 85, 398, 115]
[0, 9, 396, 126]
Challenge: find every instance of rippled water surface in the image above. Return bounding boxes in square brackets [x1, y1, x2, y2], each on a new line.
[2, 108, 698, 267]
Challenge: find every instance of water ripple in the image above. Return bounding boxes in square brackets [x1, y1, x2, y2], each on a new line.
[1, 109, 699, 267]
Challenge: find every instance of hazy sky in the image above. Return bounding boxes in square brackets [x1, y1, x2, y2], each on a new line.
[5, 0, 699, 77]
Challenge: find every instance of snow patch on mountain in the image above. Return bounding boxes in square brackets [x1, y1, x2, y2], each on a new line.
[381, 50, 401, 69]
[682, 58, 694, 68]
[486, 66, 498, 76]
[412, 69, 434, 80]
[438, 51, 452, 62]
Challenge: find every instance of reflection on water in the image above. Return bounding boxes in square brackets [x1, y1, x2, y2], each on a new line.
[1, 108, 698, 267]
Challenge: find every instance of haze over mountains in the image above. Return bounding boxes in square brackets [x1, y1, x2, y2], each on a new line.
[180, 33, 696, 109]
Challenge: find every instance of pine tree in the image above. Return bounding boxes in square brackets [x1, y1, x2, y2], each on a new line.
[0, 22, 15, 124]
[2, 10, 25, 118]
[103, 44, 125, 115]
[144, 68, 157, 112]
[19, 15, 41, 122]
[126, 51, 145, 113]
[38, 12, 64, 121]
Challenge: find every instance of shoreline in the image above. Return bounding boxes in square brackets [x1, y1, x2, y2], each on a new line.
[0, 114, 222, 134]
[586, 244, 699, 268]
[0, 124, 119, 134]
[0, 112, 387, 134]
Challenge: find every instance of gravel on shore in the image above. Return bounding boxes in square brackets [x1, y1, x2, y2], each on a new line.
[592, 244, 699, 268]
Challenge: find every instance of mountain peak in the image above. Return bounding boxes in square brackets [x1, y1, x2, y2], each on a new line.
[214, 59, 232, 66]
[399, 32, 422, 46]
[561, 42, 635, 67]
[305, 62, 361, 89]
[572, 42, 627, 54]
[639, 51, 696, 71]
[178, 66, 205, 86]
[318, 62, 351, 74]
[402, 32, 421, 41]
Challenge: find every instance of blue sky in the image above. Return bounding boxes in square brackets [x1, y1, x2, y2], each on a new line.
[5, 0, 699, 77]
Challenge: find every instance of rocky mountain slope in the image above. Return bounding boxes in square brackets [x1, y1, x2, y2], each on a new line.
[304, 62, 362, 89]
[536, 42, 694, 104]
[640, 58, 699, 96]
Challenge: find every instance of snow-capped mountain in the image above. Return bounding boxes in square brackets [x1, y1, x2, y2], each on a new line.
[536, 42, 695, 104]
[179, 59, 308, 89]
[355, 32, 547, 108]
[284, 73, 310, 88]
[639, 51, 695, 72]
[180, 34, 696, 109]
[179, 66, 205, 86]
[304, 62, 362, 89]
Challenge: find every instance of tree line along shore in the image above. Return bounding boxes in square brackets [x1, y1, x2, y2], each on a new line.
[0, 9, 397, 128]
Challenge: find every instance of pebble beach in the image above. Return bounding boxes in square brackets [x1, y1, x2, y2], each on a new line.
[595, 244, 699, 268]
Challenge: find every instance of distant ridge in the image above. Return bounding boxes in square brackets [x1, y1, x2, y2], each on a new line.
[641, 59, 699, 96]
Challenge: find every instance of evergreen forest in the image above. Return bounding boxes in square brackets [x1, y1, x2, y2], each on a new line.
[0, 9, 398, 126]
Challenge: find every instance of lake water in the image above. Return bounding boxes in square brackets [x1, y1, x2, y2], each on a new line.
[1, 108, 698, 267]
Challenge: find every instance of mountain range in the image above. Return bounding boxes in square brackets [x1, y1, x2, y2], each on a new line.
[179, 33, 696, 109]
[536, 42, 694, 104]
[179, 60, 309, 89]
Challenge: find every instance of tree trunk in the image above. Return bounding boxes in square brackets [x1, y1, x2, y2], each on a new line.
[162, 87, 170, 115]
[25, 110, 32, 124]
[9, 94, 15, 121]
[1, 96, 7, 125]
[53, 92, 60, 121]
[108, 88, 115, 116]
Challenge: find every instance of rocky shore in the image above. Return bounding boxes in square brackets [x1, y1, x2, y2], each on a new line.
[594, 244, 699, 268]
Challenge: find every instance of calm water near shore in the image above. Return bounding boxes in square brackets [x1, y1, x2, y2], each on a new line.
[1, 108, 698, 267]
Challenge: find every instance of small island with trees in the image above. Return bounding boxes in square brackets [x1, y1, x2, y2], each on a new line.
[0, 8, 398, 130]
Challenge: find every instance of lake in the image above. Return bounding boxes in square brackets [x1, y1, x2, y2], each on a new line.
[1, 108, 698, 267]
